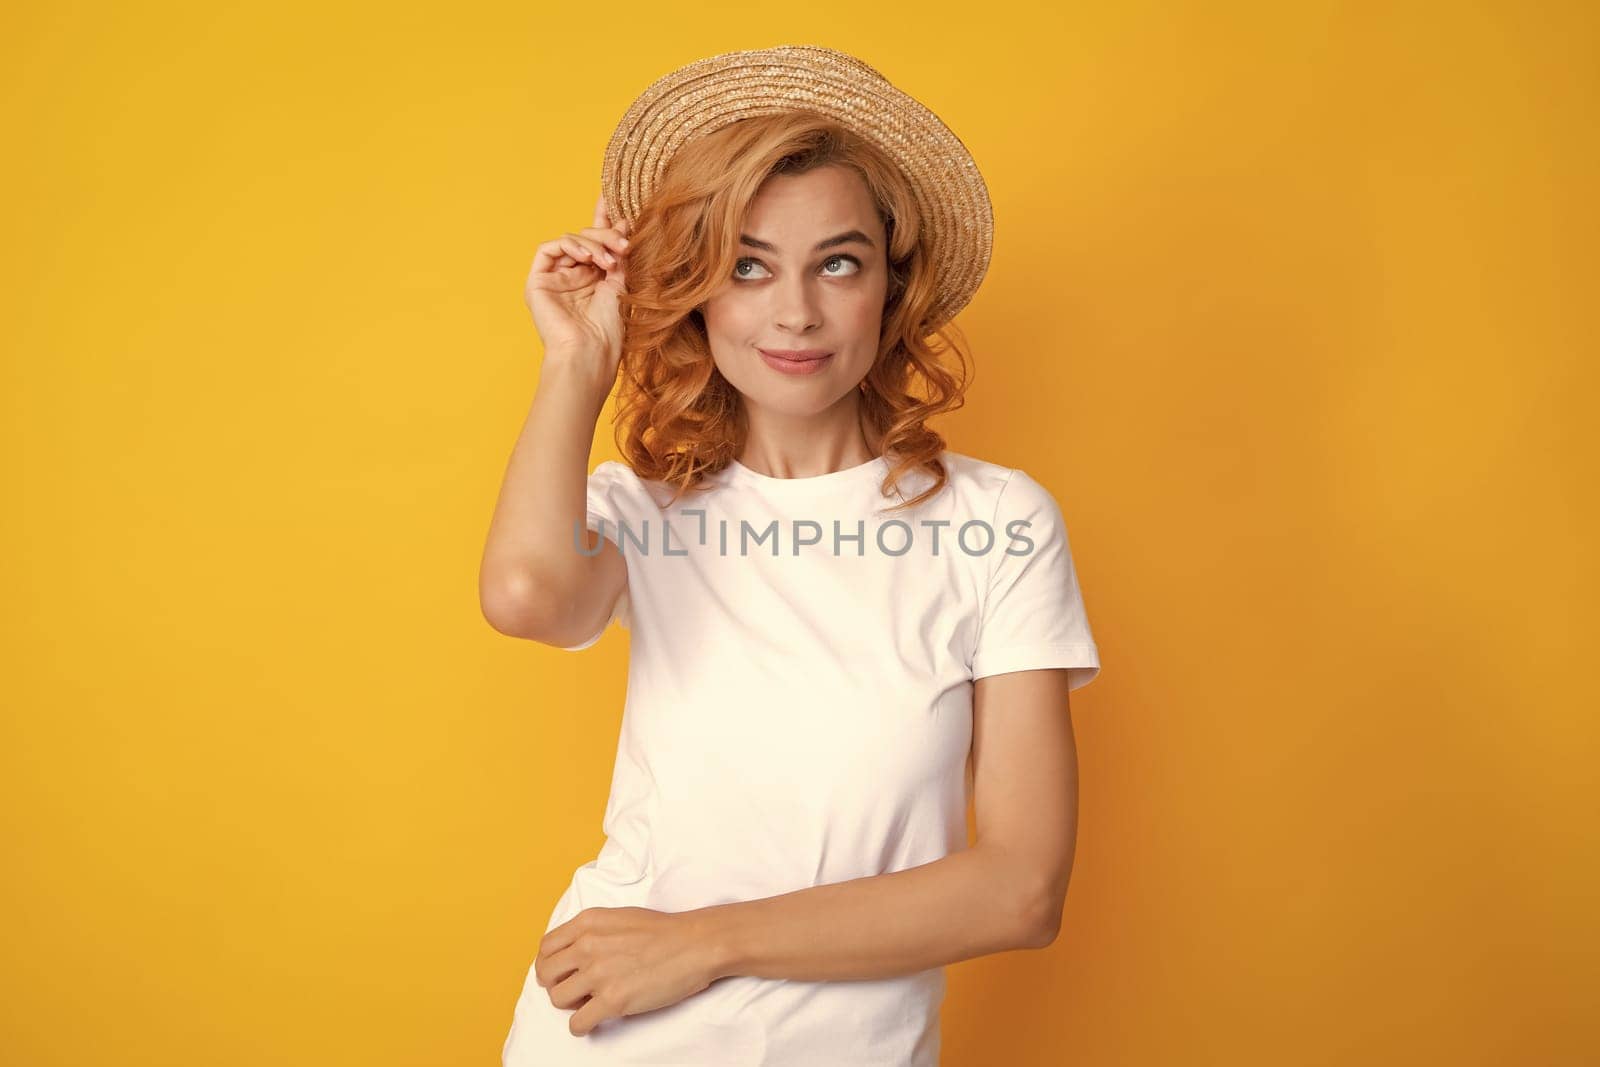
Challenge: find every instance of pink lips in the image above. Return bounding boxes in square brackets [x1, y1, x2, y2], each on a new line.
[758, 347, 835, 376]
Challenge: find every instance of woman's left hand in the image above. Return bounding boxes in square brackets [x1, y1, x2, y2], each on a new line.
[534, 906, 725, 1036]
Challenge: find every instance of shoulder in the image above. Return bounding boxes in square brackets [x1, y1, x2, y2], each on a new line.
[586, 459, 681, 513]
[584, 460, 644, 513]
[935, 449, 1059, 518]
[587, 459, 631, 490]
[936, 448, 1009, 488]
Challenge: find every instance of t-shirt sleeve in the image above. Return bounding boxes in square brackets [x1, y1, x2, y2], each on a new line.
[968, 468, 1101, 690]
[557, 461, 633, 652]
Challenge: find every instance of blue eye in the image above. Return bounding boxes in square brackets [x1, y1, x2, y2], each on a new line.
[821, 254, 861, 276]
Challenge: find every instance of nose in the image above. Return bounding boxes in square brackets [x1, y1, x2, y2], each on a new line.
[773, 271, 822, 334]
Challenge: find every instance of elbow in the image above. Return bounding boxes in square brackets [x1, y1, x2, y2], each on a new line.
[985, 845, 1070, 951]
[479, 566, 557, 640]
[1009, 878, 1067, 951]
[1017, 891, 1064, 950]
[979, 845, 1070, 951]
[481, 565, 604, 647]
[481, 592, 528, 639]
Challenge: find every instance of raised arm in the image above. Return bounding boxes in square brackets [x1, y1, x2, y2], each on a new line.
[478, 194, 632, 647]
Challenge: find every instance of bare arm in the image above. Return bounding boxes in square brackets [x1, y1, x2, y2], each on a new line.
[477, 359, 625, 646]
[478, 195, 632, 646]
[694, 667, 1078, 979]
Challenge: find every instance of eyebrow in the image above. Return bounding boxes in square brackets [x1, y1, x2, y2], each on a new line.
[738, 229, 875, 254]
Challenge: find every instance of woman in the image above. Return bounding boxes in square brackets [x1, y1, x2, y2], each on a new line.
[483, 45, 1102, 1066]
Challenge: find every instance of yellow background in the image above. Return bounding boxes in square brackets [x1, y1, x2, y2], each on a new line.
[3, 2, 1594, 1063]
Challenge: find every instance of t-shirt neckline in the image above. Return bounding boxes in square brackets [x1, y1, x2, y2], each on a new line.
[723, 453, 890, 493]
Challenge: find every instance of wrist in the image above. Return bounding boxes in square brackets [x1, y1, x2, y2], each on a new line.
[687, 903, 744, 983]
[537, 352, 613, 417]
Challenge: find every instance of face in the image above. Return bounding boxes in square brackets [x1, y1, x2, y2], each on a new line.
[700, 164, 890, 418]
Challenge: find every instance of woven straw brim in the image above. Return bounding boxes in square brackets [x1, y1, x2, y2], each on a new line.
[601, 44, 994, 332]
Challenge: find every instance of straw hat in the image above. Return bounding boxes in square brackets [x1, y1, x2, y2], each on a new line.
[600, 44, 994, 331]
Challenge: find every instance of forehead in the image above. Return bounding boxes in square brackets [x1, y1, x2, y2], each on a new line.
[743, 165, 879, 234]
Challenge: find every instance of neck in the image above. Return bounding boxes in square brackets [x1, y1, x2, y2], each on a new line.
[737, 396, 879, 479]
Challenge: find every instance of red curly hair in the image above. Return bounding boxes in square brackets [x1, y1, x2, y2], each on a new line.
[611, 111, 975, 513]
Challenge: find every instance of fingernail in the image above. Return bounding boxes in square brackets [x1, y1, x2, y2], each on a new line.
[617, 237, 629, 248]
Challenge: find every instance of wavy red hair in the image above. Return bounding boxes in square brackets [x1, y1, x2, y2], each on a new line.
[610, 111, 975, 512]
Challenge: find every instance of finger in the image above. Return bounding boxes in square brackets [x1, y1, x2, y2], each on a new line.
[534, 935, 585, 989]
[547, 961, 595, 1010]
[560, 232, 617, 269]
[528, 263, 602, 295]
[546, 971, 588, 1009]
[531, 238, 573, 274]
[569, 994, 614, 1037]
[533, 236, 603, 274]
[534, 235, 612, 273]
[538, 911, 589, 958]
[594, 193, 609, 230]
[578, 225, 630, 255]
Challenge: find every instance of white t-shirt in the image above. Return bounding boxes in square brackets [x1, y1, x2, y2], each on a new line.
[503, 449, 1100, 1066]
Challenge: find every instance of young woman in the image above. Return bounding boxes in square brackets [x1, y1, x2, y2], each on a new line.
[483, 45, 1101, 1067]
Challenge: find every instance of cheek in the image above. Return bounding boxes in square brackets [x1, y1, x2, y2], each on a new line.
[702, 294, 757, 338]
[840, 287, 887, 335]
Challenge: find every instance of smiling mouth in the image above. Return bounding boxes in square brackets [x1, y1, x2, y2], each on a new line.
[757, 347, 836, 377]
[757, 348, 834, 361]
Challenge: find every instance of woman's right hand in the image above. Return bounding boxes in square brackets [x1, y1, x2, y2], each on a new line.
[525, 192, 631, 374]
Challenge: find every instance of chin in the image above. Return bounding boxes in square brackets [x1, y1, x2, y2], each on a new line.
[742, 385, 854, 419]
